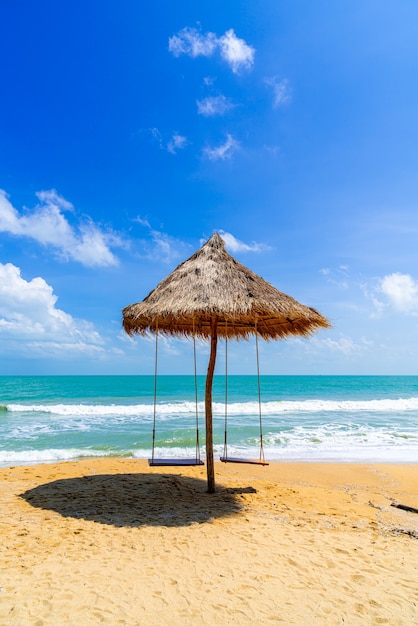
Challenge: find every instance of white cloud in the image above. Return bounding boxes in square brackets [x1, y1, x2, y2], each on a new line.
[149, 230, 177, 262]
[149, 127, 163, 147]
[202, 134, 239, 161]
[265, 77, 291, 108]
[134, 215, 151, 228]
[0, 189, 121, 267]
[218, 29, 255, 74]
[149, 128, 188, 155]
[0, 263, 105, 356]
[134, 218, 191, 264]
[380, 272, 418, 314]
[0, 188, 73, 243]
[168, 27, 218, 58]
[263, 144, 280, 156]
[217, 231, 271, 253]
[364, 290, 386, 319]
[321, 336, 365, 355]
[167, 133, 188, 154]
[36, 189, 74, 211]
[169, 27, 254, 73]
[147, 230, 191, 264]
[197, 95, 235, 117]
[360, 272, 418, 318]
[320, 265, 350, 289]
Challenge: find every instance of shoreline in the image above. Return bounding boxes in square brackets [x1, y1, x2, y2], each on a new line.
[1, 459, 417, 624]
[2, 454, 418, 470]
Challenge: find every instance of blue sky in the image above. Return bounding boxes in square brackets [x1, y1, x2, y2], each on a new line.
[1, 1, 418, 376]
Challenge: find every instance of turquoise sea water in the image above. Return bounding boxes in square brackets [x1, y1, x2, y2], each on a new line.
[0, 375, 417, 466]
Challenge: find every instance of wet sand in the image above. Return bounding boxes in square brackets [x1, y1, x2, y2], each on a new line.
[1, 459, 417, 625]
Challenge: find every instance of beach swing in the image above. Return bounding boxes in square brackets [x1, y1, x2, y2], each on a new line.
[148, 325, 204, 467]
[220, 326, 269, 466]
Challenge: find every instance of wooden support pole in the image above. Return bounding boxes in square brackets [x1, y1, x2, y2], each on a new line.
[205, 315, 218, 493]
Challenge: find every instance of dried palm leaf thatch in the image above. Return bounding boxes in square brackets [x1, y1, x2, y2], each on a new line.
[122, 232, 331, 340]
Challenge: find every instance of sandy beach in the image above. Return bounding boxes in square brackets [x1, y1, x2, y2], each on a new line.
[0, 459, 417, 625]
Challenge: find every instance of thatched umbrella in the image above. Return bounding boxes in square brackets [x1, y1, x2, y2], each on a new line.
[123, 232, 330, 492]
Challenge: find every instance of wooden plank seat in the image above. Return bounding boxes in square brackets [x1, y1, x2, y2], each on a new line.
[148, 458, 204, 467]
[220, 456, 269, 466]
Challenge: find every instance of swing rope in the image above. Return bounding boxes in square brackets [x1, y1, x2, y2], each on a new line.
[255, 326, 266, 464]
[151, 323, 159, 464]
[149, 320, 203, 466]
[220, 320, 269, 465]
[193, 320, 201, 463]
[222, 323, 229, 460]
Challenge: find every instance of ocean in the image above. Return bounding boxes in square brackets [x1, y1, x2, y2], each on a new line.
[0, 375, 417, 467]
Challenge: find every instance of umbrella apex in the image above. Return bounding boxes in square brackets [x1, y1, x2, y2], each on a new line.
[206, 232, 225, 250]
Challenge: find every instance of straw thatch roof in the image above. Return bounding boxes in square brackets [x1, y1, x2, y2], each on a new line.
[122, 233, 330, 340]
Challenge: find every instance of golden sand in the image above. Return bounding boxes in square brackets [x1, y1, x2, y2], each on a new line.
[0, 459, 417, 625]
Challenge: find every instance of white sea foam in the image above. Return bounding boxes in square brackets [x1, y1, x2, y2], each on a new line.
[6, 396, 418, 417]
[0, 448, 116, 467]
[6, 403, 158, 416]
[132, 446, 201, 460]
[1, 428, 418, 466]
[2, 394, 418, 467]
[223, 398, 418, 414]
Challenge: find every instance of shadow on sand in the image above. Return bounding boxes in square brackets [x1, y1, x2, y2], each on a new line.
[20, 473, 256, 528]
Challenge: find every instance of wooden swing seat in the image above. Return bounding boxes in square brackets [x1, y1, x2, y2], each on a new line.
[220, 456, 269, 466]
[220, 332, 269, 469]
[148, 458, 204, 467]
[149, 331, 203, 470]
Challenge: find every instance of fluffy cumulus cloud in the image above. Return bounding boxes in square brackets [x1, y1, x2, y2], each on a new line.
[196, 95, 235, 117]
[0, 189, 122, 267]
[169, 27, 255, 74]
[218, 29, 254, 74]
[380, 272, 418, 314]
[0, 263, 105, 356]
[202, 134, 239, 161]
